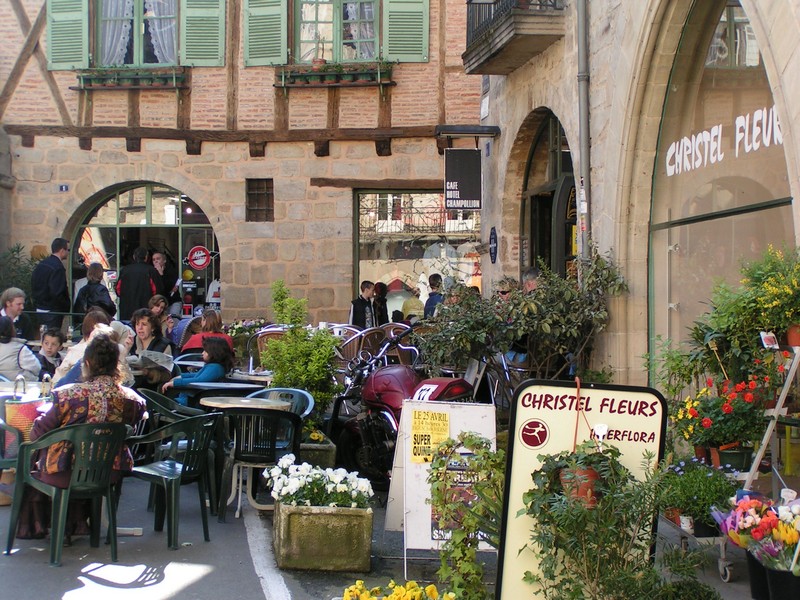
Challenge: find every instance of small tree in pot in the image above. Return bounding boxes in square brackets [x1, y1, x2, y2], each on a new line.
[261, 280, 341, 427]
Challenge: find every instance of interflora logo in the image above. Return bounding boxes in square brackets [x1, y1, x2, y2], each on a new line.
[519, 419, 549, 449]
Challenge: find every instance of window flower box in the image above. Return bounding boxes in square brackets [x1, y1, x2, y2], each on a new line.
[74, 68, 186, 91]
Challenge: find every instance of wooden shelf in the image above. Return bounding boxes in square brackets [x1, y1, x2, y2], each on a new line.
[274, 81, 395, 89]
[69, 85, 187, 91]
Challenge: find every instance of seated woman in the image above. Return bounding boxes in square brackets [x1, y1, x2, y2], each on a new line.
[0, 315, 41, 380]
[162, 336, 234, 406]
[16, 333, 146, 539]
[130, 308, 172, 356]
[179, 308, 234, 354]
[130, 308, 173, 390]
[148, 294, 175, 339]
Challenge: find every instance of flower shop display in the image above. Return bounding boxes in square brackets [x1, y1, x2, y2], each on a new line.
[664, 458, 738, 536]
[267, 454, 374, 571]
[713, 489, 800, 599]
[671, 372, 778, 469]
[341, 579, 456, 600]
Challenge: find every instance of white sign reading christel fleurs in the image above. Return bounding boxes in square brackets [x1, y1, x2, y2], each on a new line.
[497, 381, 667, 600]
[665, 104, 783, 177]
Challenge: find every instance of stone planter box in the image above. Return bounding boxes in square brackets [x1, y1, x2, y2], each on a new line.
[300, 435, 337, 469]
[273, 502, 373, 571]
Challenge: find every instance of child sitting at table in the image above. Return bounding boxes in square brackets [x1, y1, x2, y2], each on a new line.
[36, 327, 65, 380]
[161, 336, 234, 406]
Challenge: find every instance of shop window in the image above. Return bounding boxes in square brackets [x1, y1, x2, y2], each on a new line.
[246, 179, 275, 222]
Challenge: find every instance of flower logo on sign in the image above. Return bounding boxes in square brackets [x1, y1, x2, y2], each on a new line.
[183, 246, 218, 271]
[519, 419, 549, 449]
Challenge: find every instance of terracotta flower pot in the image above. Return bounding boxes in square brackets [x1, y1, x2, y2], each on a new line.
[786, 323, 800, 347]
[664, 507, 682, 526]
[559, 467, 600, 508]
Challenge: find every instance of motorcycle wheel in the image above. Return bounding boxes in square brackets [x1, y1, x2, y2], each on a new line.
[338, 429, 390, 491]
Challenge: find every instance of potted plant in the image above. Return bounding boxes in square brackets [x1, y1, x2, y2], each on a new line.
[523, 445, 715, 598]
[260, 280, 341, 428]
[375, 56, 396, 82]
[741, 245, 800, 343]
[223, 316, 271, 367]
[428, 432, 505, 599]
[663, 457, 738, 536]
[674, 370, 779, 469]
[266, 453, 374, 571]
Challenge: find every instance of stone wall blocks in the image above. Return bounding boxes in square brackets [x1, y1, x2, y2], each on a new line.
[269, 144, 308, 159]
[233, 261, 251, 285]
[224, 286, 256, 308]
[98, 150, 129, 164]
[276, 222, 305, 239]
[188, 165, 223, 179]
[142, 140, 185, 153]
[306, 221, 346, 240]
[286, 265, 310, 287]
[306, 287, 335, 309]
[276, 179, 308, 201]
[255, 241, 277, 261]
[287, 202, 311, 220]
[277, 242, 297, 261]
[160, 154, 180, 168]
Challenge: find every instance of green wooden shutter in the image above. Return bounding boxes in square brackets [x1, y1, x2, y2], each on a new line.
[244, 0, 287, 66]
[181, 0, 226, 66]
[47, 0, 88, 70]
[382, 0, 428, 62]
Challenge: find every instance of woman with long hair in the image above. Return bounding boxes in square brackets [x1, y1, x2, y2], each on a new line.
[16, 334, 146, 539]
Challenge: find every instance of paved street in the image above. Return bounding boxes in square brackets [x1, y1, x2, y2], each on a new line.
[0, 478, 758, 599]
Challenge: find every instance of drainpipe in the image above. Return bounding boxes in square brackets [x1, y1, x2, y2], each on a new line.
[577, 0, 591, 258]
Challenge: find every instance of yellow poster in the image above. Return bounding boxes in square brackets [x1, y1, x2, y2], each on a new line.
[410, 409, 450, 463]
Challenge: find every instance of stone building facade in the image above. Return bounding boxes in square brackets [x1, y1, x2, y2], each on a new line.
[469, 0, 800, 384]
[0, 0, 481, 324]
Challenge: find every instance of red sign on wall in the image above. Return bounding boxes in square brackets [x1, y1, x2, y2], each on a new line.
[186, 246, 211, 270]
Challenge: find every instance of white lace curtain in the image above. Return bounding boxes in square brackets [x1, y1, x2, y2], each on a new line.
[343, 2, 376, 60]
[144, 0, 178, 64]
[100, 0, 177, 66]
[100, 0, 134, 65]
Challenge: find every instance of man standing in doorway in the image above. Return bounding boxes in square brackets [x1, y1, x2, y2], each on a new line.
[116, 247, 159, 321]
[31, 237, 71, 330]
[151, 250, 180, 304]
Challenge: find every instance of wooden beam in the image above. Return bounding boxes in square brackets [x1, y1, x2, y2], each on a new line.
[0, 1, 46, 120]
[8, 0, 73, 127]
[249, 141, 266, 157]
[3, 124, 437, 144]
[314, 140, 330, 157]
[186, 140, 202, 155]
[79, 138, 92, 150]
[310, 178, 442, 189]
[126, 138, 141, 152]
[177, 72, 192, 130]
[274, 87, 288, 132]
[225, 0, 240, 130]
[375, 139, 392, 156]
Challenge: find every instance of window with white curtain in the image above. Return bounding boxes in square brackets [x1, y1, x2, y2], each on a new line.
[99, 0, 178, 66]
[296, 0, 377, 63]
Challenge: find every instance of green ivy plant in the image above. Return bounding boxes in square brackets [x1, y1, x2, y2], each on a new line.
[261, 280, 341, 425]
[427, 432, 505, 600]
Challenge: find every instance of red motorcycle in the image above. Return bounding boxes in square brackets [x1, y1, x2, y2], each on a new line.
[327, 326, 474, 484]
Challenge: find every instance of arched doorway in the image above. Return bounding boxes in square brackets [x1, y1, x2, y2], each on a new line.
[519, 111, 576, 277]
[71, 182, 220, 316]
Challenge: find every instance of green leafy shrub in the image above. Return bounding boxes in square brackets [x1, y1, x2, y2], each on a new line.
[0, 244, 39, 308]
[261, 280, 341, 425]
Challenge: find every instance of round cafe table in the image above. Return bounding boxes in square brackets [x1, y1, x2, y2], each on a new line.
[198, 396, 291, 411]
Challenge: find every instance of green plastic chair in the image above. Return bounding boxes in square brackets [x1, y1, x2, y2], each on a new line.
[137, 388, 217, 514]
[129, 412, 220, 549]
[4, 422, 128, 566]
[218, 408, 302, 522]
[0, 418, 22, 474]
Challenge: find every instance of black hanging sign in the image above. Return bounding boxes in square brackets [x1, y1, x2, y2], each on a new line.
[444, 148, 482, 210]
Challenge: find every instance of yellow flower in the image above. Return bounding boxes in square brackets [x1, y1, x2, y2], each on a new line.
[424, 584, 439, 599]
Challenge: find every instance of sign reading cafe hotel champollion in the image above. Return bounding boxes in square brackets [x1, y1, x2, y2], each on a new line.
[496, 381, 667, 599]
[444, 148, 482, 210]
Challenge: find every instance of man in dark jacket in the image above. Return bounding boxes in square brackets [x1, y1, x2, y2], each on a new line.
[115, 246, 159, 321]
[30, 237, 70, 329]
[348, 280, 375, 329]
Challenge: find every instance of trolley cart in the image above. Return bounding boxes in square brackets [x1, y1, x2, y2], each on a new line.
[657, 514, 733, 581]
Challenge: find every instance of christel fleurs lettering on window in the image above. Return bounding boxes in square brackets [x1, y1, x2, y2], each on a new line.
[664, 104, 783, 177]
